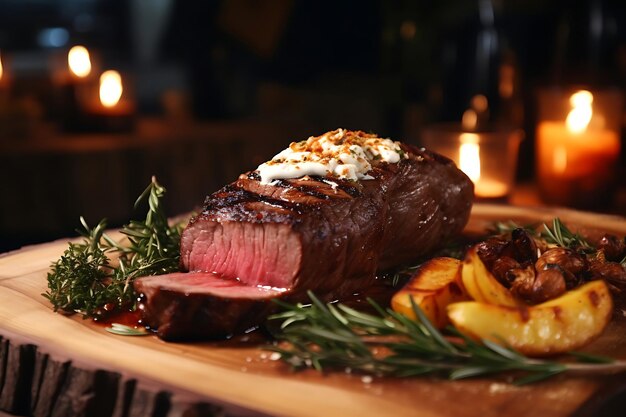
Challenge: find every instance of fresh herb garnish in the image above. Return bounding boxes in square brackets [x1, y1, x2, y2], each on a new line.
[541, 218, 594, 252]
[44, 177, 184, 317]
[491, 218, 595, 252]
[389, 264, 420, 287]
[267, 292, 626, 384]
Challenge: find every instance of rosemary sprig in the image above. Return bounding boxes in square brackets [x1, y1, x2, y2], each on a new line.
[491, 218, 595, 252]
[267, 292, 626, 384]
[44, 177, 184, 317]
[390, 264, 420, 287]
[541, 218, 594, 252]
[104, 178, 184, 284]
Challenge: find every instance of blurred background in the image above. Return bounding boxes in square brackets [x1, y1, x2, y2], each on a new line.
[1, 0, 625, 252]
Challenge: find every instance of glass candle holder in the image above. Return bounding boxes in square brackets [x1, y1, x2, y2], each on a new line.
[421, 124, 523, 201]
[535, 87, 623, 208]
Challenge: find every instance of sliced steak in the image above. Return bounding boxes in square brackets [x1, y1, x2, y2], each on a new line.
[135, 273, 282, 340]
[180, 176, 387, 299]
[135, 131, 474, 340]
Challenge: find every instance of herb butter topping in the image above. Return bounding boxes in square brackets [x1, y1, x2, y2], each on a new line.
[257, 129, 407, 184]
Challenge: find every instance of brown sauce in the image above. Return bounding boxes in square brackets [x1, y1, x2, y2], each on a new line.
[92, 308, 144, 328]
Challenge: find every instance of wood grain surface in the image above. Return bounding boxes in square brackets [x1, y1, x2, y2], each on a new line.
[1, 204, 625, 417]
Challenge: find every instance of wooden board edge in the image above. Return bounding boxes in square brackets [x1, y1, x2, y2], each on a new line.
[470, 203, 626, 230]
[0, 328, 272, 417]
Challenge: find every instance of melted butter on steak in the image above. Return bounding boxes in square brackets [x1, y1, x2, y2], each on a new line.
[257, 128, 409, 184]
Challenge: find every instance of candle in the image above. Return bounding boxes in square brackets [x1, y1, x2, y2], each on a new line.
[82, 69, 133, 115]
[536, 89, 622, 208]
[421, 126, 523, 201]
[54, 45, 96, 131]
[81, 69, 135, 132]
[458, 133, 510, 199]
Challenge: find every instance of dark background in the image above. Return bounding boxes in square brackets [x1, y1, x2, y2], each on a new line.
[0, 0, 625, 252]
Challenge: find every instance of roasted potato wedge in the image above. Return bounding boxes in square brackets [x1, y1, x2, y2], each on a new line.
[447, 280, 613, 356]
[461, 247, 518, 307]
[392, 257, 467, 328]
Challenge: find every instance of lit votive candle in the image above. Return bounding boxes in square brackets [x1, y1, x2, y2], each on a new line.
[81, 69, 135, 132]
[536, 89, 622, 208]
[421, 126, 523, 201]
[458, 133, 515, 199]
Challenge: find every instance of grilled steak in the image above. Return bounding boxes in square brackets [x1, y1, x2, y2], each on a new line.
[136, 130, 474, 340]
[134, 273, 282, 340]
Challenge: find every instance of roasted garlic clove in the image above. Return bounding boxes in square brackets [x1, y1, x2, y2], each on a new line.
[535, 247, 586, 277]
[509, 265, 537, 301]
[530, 268, 567, 303]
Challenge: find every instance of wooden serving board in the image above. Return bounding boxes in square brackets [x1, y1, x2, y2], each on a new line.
[1, 204, 626, 417]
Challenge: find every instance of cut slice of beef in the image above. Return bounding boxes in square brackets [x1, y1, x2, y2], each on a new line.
[135, 135, 474, 340]
[135, 272, 283, 340]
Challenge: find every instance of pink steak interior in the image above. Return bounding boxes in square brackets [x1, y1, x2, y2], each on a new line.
[182, 221, 302, 290]
[137, 272, 286, 298]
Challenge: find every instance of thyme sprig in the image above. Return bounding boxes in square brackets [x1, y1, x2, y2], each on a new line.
[44, 177, 184, 317]
[267, 292, 626, 384]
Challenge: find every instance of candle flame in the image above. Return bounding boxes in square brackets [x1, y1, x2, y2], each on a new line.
[0, 53, 3, 81]
[68, 46, 92, 78]
[565, 90, 593, 134]
[99, 70, 123, 108]
[459, 133, 481, 183]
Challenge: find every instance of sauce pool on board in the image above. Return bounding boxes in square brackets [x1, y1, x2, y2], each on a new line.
[92, 307, 144, 328]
